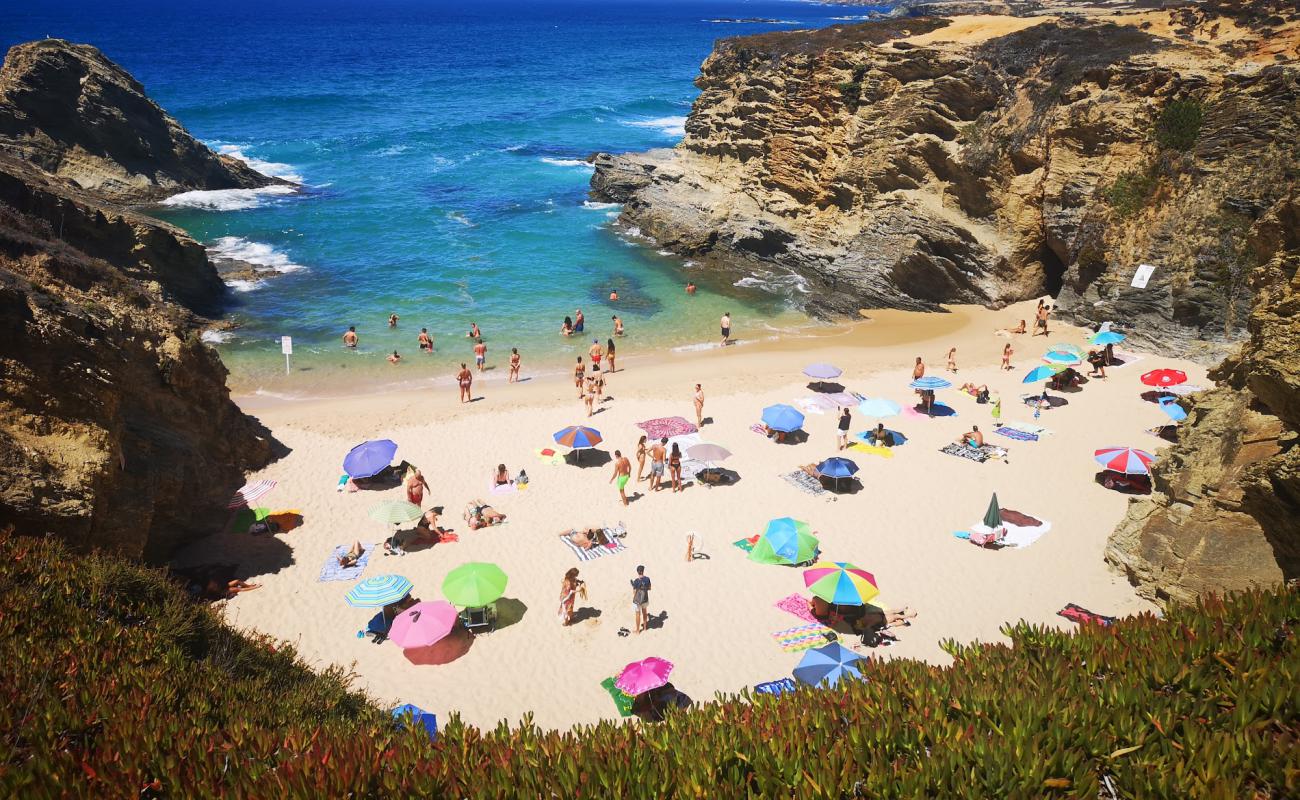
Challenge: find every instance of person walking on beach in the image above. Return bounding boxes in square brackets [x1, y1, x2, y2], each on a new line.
[574, 309, 585, 334]
[837, 407, 851, 450]
[693, 384, 705, 428]
[635, 434, 648, 482]
[630, 566, 651, 634]
[508, 347, 521, 382]
[559, 568, 583, 626]
[606, 338, 617, 373]
[912, 356, 925, 381]
[1001, 342, 1013, 370]
[418, 328, 433, 353]
[1033, 303, 1050, 337]
[592, 365, 605, 402]
[720, 312, 731, 346]
[649, 438, 667, 492]
[946, 347, 957, 373]
[583, 376, 596, 417]
[668, 442, 683, 493]
[473, 338, 487, 372]
[388, 313, 399, 328]
[611, 449, 632, 506]
[404, 467, 430, 507]
[343, 326, 358, 348]
[612, 315, 624, 337]
[457, 362, 473, 403]
[574, 357, 585, 398]
[589, 339, 603, 368]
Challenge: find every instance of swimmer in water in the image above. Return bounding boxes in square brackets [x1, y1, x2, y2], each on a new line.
[342, 326, 358, 348]
[418, 328, 433, 353]
[467, 322, 481, 339]
[387, 350, 401, 364]
[388, 313, 399, 328]
[609, 289, 619, 302]
[686, 282, 696, 295]
[612, 315, 624, 336]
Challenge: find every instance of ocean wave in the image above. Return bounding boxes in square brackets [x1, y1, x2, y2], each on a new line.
[447, 211, 475, 227]
[703, 18, 799, 24]
[374, 144, 410, 157]
[201, 329, 235, 344]
[734, 270, 811, 295]
[161, 184, 297, 211]
[623, 116, 687, 137]
[215, 144, 304, 183]
[582, 201, 621, 210]
[540, 157, 595, 171]
[225, 278, 267, 293]
[209, 237, 306, 273]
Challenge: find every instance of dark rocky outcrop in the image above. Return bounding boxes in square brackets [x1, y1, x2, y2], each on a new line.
[0, 39, 281, 204]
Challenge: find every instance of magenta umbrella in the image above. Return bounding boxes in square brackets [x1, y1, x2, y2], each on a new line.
[388, 601, 458, 650]
[615, 656, 674, 696]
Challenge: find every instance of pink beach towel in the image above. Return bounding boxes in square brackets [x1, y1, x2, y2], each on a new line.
[636, 417, 698, 439]
[775, 594, 820, 624]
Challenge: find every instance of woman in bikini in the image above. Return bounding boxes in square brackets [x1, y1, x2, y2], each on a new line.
[559, 568, 583, 626]
[561, 316, 573, 337]
[668, 442, 683, 493]
[574, 357, 585, 398]
[592, 366, 605, 402]
[606, 338, 616, 373]
[457, 363, 473, 403]
[337, 541, 365, 568]
[493, 464, 512, 487]
[583, 376, 596, 417]
[635, 435, 648, 482]
[465, 500, 506, 530]
[404, 467, 430, 506]
[1002, 342, 1013, 370]
[508, 348, 521, 382]
[946, 347, 957, 373]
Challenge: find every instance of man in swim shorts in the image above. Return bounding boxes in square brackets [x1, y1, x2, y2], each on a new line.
[720, 312, 731, 345]
[342, 326, 358, 348]
[473, 337, 487, 371]
[648, 438, 667, 492]
[610, 449, 632, 506]
[574, 308, 585, 333]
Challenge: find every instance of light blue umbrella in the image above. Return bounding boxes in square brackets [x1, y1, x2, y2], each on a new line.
[761, 404, 805, 433]
[857, 397, 901, 418]
[1091, 331, 1126, 346]
[392, 704, 437, 741]
[1158, 397, 1187, 422]
[1023, 364, 1066, 383]
[909, 376, 951, 391]
[1043, 351, 1082, 365]
[345, 574, 414, 608]
[1047, 343, 1085, 358]
[793, 642, 863, 687]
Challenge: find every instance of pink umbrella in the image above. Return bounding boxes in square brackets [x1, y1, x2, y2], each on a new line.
[227, 479, 276, 509]
[388, 601, 458, 650]
[615, 656, 674, 696]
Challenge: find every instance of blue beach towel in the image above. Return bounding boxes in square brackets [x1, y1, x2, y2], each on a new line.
[319, 544, 373, 582]
[995, 426, 1038, 442]
[755, 678, 798, 697]
[852, 430, 907, 447]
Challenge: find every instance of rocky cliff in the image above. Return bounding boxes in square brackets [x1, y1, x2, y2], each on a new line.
[0, 39, 280, 204]
[590, 2, 1299, 362]
[0, 41, 280, 560]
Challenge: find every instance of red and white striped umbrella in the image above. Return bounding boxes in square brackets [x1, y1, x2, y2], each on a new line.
[1094, 447, 1155, 476]
[227, 479, 277, 509]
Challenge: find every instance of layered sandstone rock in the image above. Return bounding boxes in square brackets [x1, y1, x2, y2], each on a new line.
[591, 3, 1299, 362]
[0, 39, 280, 203]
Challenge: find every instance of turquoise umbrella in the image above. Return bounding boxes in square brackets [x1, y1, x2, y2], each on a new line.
[1023, 364, 1066, 383]
[346, 574, 414, 608]
[857, 397, 901, 418]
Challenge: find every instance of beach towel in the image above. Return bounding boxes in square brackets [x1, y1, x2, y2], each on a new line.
[754, 678, 798, 697]
[781, 469, 831, 497]
[1002, 421, 1050, 436]
[796, 397, 830, 415]
[560, 526, 628, 562]
[1058, 603, 1117, 627]
[772, 623, 835, 653]
[489, 480, 517, 495]
[994, 426, 1038, 442]
[824, 391, 861, 408]
[319, 544, 374, 582]
[600, 677, 636, 717]
[849, 442, 894, 459]
[534, 447, 564, 466]
[636, 416, 698, 439]
[733, 535, 759, 552]
[775, 593, 820, 624]
[939, 442, 1008, 463]
[1106, 351, 1143, 369]
[967, 512, 1052, 549]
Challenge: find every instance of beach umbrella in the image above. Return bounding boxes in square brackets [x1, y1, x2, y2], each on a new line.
[815, 458, 859, 479]
[343, 439, 398, 478]
[553, 425, 603, 449]
[803, 363, 843, 380]
[761, 404, 805, 433]
[442, 562, 508, 608]
[1094, 447, 1155, 475]
[616, 657, 674, 696]
[803, 562, 879, 606]
[909, 376, 952, 391]
[1157, 397, 1187, 422]
[1042, 351, 1082, 366]
[345, 574, 414, 608]
[749, 517, 819, 566]
[857, 397, 901, 418]
[388, 601, 458, 649]
[982, 493, 1002, 529]
[793, 642, 863, 688]
[1140, 369, 1188, 388]
[1022, 364, 1066, 383]
[368, 500, 423, 525]
[1047, 343, 1085, 358]
[1090, 331, 1126, 346]
[686, 443, 732, 463]
[392, 703, 438, 740]
[227, 479, 276, 510]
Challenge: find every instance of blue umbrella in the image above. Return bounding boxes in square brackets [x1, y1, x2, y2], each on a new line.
[1043, 351, 1082, 365]
[816, 458, 859, 479]
[762, 404, 805, 433]
[345, 574, 414, 608]
[909, 376, 951, 390]
[392, 704, 437, 741]
[553, 426, 603, 449]
[793, 642, 863, 687]
[1091, 331, 1126, 346]
[1158, 397, 1187, 422]
[343, 439, 398, 479]
[803, 363, 843, 380]
[857, 397, 901, 418]
[1022, 364, 1065, 383]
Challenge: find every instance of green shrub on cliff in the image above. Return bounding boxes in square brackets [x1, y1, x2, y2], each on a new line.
[1154, 98, 1204, 152]
[2, 533, 1297, 798]
[1104, 167, 1160, 217]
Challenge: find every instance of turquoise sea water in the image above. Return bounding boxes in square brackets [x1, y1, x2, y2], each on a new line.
[3, 0, 888, 395]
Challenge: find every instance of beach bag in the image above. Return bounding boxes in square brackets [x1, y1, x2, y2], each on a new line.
[977, 389, 989, 404]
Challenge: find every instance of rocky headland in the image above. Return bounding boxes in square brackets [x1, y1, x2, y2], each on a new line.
[0, 40, 279, 560]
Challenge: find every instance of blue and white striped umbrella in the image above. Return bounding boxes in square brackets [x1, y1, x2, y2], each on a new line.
[909, 376, 952, 391]
[345, 574, 414, 608]
[793, 642, 863, 687]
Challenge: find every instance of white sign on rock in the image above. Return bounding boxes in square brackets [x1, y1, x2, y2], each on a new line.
[1131, 263, 1156, 289]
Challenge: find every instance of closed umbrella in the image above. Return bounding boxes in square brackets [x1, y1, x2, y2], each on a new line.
[345, 574, 413, 608]
[388, 601, 457, 649]
[1090, 331, 1126, 346]
[982, 493, 1002, 529]
[761, 404, 805, 433]
[442, 562, 508, 608]
[857, 397, 901, 418]
[227, 479, 276, 510]
[803, 562, 879, 606]
[1094, 447, 1155, 475]
[1140, 369, 1188, 388]
[368, 500, 423, 525]
[344, 439, 399, 479]
[1157, 397, 1187, 422]
[748, 517, 819, 566]
[1023, 364, 1066, 383]
[616, 657, 674, 696]
[793, 642, 863, 687]
[909, 376, 952, 390]
[803, 363, 843, 380]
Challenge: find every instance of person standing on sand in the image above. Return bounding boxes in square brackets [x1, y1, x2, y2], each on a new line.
[418, 328, 433, 353]
[610, 449, 632, 506]
[589, 339, 603, 368]
[946, 347, 957, 373]
[574, 309, 585, 334]
[343, 326, 358, 348]
[473, 337, 487, 372]
[606, 338, 617, 373]
[574, 357, 586, 397]
[668, 443, 683, 492]
[635, 434, 649, 482]
[1002, 342, 1013, 370]
[720, 312, 731, 346]
[912, 356, 925, 380]
[508, 347, 521, 382]
[630, 566, 651, 634]
[612, 315, 624, 337]
[404, 467, 430, 507]
[457, 363, 473, 403]
[1033, 304, 1050, 337]
[837, 407, 851, 450]
[693, 384, 705, 428]
[593, 365, 605, 402]
[388, 313, 399, 328]
[991, 393, 1002, 424]
[583, 376, 596, 417]
[649, 438, 667, 492]
[559, 568, 583, 626]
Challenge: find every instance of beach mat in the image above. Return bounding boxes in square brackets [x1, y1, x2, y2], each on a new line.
[849, 442, 894, 459]
[1058, 603, 1117, 627]
[1002, 421, 1051, 436]
[489, 480, 517, 495]
[636, 416, 697, 439]
[772, 623, 834, 653]
[534, 448, 564, 466]
[938, 442, 1009, 463]
[733, 535, 759, 553]
[775, 593, 820, 624]
[780, 470, 831, 497]
[600, 677, 636, 717]
[754, 677, 798, 697]
[560, 527, 628, 562]
[994, 426, 1038, 442]
[319, 544, 374, 582]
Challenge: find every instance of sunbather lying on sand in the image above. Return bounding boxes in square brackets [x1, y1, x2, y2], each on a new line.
[465, 500, 506, 530]
[564, 527, 611, 550]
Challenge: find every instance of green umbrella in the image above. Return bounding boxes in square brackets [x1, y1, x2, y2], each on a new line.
[982, 493, 1002, 529]
[748, 517, 820, 566]
[442, 562, 508, 607]
[368, 500, 423, 525]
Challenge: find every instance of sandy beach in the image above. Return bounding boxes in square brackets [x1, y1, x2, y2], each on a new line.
[177, 299, 1206, 730]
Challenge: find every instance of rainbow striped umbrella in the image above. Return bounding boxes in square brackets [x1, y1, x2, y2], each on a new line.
[615, 657, 674, 696]
[803, 562, 879, 606]
[345, 574, 414, 608]
[227, 479, 276, 509]
[1094, 447, 1155, 475]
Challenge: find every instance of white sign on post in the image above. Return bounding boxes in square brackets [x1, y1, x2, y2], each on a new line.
[1131, 263, 1156, 289]
[281, 336, 292, 375]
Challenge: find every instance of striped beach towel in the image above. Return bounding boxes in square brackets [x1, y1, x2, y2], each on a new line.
[772, 623, 834, 653]
[994, 426, 1038, 442]
[318, 544, 373, 582]
[781, 470, 830, 497]
[733, 535, 759, 552]
[560, 526, 628, 562]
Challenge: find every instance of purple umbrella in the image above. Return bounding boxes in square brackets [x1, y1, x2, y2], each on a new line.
[388, 601, 458, 650]
[343, 439, 399, 479]
[803, 363, 843, 380]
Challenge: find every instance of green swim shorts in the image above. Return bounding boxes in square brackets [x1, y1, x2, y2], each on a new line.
[617, 474, 629, 491]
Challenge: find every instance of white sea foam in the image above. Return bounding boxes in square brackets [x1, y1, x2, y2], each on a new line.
[215, 144, 304, 183]
[540, 157, 595, 171]
[225, 278, 267, 293]
[656, 249, 673, 256]
[605, 212, 620, 219]
[209, 237, 306, 273]
[734, 271, 812, 295]
[830, 15, 875, 21]
[162, 184, 297, 211]
[624, 116, 687, 137]
[201, 329, 234, 344]
[582, 201, 621, 210]
[671, 341, 719, 353]
[374, 144, 410, 157]
[447, 211, 475, 227]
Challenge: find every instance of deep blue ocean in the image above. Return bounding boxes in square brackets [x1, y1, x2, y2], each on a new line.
[2, 0, 888, 394]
